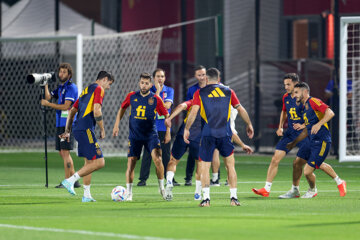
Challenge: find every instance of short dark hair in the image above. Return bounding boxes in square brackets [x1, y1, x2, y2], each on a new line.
[294, 82, 310, 92]
[96, 71, 114, 82]
[140, 72, 152, 81]
[195, 65, 206, 72]
[283, 73, 299, 82]
[58, 63, 73, 79]
[152, 68, 165, 78]
[206, 68, 220, 81]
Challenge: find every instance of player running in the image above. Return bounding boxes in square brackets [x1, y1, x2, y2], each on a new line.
[112, 73, 170, 201]
[184, 68, 254, 207]
[252, 73, 310, 198]
[60, 71, 114, 202]
[287, 82, 346, 198]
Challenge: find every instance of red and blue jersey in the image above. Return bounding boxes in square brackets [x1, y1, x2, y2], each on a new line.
[150, 85, 174, 132]
[177, 100, 202, 142]
[192, 84, 240, 138]
[186, 83, 201, 100]
[302, 97, 331, 143]
[121, 91, 168, 140]
[282, 93, 304, 130]
[73, 83, 104, 131]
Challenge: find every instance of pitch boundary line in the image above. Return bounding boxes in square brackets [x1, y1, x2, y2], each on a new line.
[0, 223, 193, 240]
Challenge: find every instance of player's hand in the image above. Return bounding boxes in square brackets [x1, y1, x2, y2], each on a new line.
[40, 99, 49, 106]
[246, 124, 254, 139]
[59, 132, 70, 142]
[311, 124, 321, 135]
[276, 127, 283, 136]
[99, 129, 105, 139]
[154, 77, 161, 91]
[164, 131, 171, 144]
[183, 129, 190, 144]
[293, 123, 305, 131]
[165, 118, 172, 128]
[112, 127, 119, 137]
[286, 141, 295, 151]
[242, 144, 253, 154]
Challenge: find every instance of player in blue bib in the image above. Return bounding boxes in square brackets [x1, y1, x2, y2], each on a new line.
[113, 73, 170, 201]
[287, 82, 347, 198]
[252, 73, 311, 198]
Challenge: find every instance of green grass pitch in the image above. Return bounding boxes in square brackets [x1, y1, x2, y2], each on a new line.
[0, 152, 359, 240]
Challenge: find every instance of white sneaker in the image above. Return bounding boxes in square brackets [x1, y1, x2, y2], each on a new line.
[278, 189, 300, 199]
[194, 192, 202, 201]
[160, 188, 166, 200]
[126, 193, 133, 201]
[165, 184, 173, 201]
[301, 188, 318, 198]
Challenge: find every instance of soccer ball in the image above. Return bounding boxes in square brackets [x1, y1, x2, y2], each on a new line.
[111, 186, 127, 202]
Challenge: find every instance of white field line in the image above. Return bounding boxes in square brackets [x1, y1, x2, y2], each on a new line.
[0, 224, 192, 240]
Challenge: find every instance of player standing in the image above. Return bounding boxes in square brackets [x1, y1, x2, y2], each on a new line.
[112, 73, 170, 201]
[184, 68, 254, 207]
[287, 82, 346, 198]
[252, 73, 310, 198]
[60, 71, 114, 202]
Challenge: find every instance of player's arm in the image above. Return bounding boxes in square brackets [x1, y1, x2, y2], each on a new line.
[164, 101, 189, 128]
[276, 110, 287, 136]
[232, 133, 253, 154]
[155, 95, 171, 143]
[286, 128, 308, 151]
[312, 108, 334, 134]
[113, 92, 133, 137]
[94, 103, 105, 139]
[184, 90, 200, 144]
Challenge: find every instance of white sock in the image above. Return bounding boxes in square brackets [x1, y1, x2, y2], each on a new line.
[310, 187, 317, 192]
[334, 176, 342, 185]
[158, 179, 164, 190]
[66, 172, 80, 184]
[264, 181, 272, 192]
[126, 183, 133, 194]
[202, 187, 210, 200]
[212, 173, 218, 182]
[291, 184, 299, 191]
[230, 188, 237, 199]
[166, 171, 174, 186]
[195, 180, 202, 194]
[83, 185, 92, 199]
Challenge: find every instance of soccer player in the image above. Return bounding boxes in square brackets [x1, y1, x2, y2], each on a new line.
[184, 68, 254, 207]
[163, 99, 203, 201]
[41, 63, 80, 189]
[184, 65, 207, 186]
[112, 73, 170, 201]
[60, 71, 114, 202]
[137, 68, 175, 187]
[287, 82, 347, 198]
[252, 73, 310, 198]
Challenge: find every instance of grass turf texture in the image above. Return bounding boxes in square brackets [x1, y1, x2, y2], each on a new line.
[0, 152, 359, 240]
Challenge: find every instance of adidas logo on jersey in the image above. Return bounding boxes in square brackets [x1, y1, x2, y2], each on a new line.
[208, 87, 225, 98]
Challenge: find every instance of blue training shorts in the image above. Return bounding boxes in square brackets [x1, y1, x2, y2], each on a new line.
[276, 130, 311, 160]
[199, 136, 234, 162]
[307, 140, 331, 169]
[73, 129, 103, 160]
[171, 134, 199, 160]
[128, 137, 161, 159]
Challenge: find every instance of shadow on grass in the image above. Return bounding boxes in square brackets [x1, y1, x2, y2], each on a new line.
[0, 202, 64, 205]
[292, 221, 360, 227]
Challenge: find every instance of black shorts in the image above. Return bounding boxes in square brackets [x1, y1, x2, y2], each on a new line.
[56, 127, 74, 151]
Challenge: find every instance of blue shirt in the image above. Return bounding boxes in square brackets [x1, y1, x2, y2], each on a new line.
[150, 85, 174, 132]
[325, 79, 352, 94]
[121, 91, 169, 139]
[186, 83, 200, 100]
[50, 80, 78, 127]
[282, 93, 305, 133]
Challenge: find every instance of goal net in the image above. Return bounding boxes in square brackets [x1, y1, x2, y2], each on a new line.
[0, 28, 162, 156]
[339, 17, 360, 162]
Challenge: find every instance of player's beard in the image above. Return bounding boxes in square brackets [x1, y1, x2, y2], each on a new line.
[141, 89, 150, 95]
[59, 76, 69, 83]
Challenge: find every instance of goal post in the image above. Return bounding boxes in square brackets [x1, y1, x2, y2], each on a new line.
[339, 17, 360, 162]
